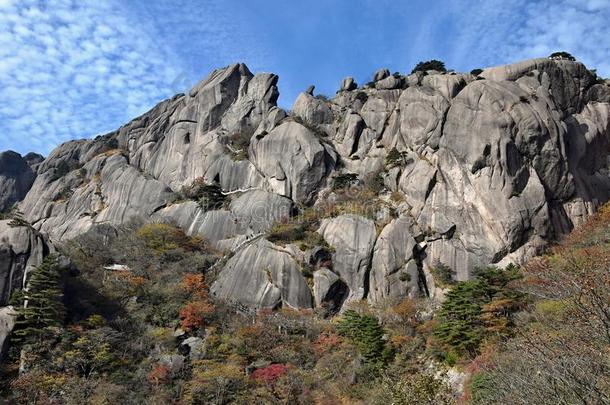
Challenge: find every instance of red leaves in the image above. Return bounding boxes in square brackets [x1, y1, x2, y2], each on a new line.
[251, 363, 289, 384]
[314, 332, 342, 354]
[181, 273, 208, 299]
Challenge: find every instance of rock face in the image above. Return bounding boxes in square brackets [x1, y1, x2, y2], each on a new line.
[0, 221, 56, 361]
[0, 151, 37, 212]
[210, 239, 312, 309]
[318, 215, 377, 302]
[2, 57, 609, 313]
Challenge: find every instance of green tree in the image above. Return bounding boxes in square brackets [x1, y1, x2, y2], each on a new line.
[549, 51, 576, 61]
[12, 256, 66, 343]
[411, 60, 447, 74]
[433, 266, 523, 358]
[337, 310, 391, 366]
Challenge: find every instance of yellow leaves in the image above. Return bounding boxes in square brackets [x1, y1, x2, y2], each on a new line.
[183, 360, 248, 402]
[85, 314, 106, 328]
[534, 299, 568, 317]
[136, 222, 211, 254]
[136, 223, 183, 253]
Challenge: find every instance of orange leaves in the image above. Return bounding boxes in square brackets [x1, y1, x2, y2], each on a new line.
[115, 271, 147, 289]
[147, 364, 171, 386]
[178, 273, 214, 332]
[179, 300, 214, 332]
[181, 273, 208, 299]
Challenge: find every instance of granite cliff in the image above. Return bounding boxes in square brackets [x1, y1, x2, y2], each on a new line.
[1, 57, 609, 330]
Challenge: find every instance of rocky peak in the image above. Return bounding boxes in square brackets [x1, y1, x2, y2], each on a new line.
[1, 57, 609, 313]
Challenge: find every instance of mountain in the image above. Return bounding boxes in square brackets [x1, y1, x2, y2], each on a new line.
[0, 56, 609, 403]
[1, 56, 610, 317]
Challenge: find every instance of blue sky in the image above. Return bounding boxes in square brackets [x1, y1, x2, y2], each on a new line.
[1, 0, 610, 155]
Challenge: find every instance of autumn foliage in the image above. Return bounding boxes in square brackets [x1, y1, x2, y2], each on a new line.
[178, 273, 214, 331]
[147, 364, 171, 386]
[251, 364, 290, 384]
[179, 300, 215, 331]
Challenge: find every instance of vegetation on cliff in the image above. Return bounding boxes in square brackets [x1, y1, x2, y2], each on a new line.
[0, 210, 608, 404]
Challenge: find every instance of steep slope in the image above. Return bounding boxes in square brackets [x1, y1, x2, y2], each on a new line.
[2, 57, 609, 314]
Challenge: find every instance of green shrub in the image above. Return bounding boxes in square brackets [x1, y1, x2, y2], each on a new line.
[433, 266, 523, 359]
[228, 132, 251, 160]
[470, 68, 483, 75]
[411, 60, 447, 74]
[332, 173, 359, 191]
[181, 178, 226, 210]
[12, 256, 65, 344]
[380, 372, 456, 404]
[385, 147, 408, 167]
[267, 220, 329, 251]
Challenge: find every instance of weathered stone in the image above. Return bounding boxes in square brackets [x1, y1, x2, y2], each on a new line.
[340, 77, 357, 91]
[291, 92, 333, 126]
[375, 75, 403, 90]
[313, 268, 348, 312]
[369, 217, 420, 303]
[210, 239, 312, 309]
[373, 68, 390, 81]
[318, 215, 376, 302]
[250, 121, 336, 203]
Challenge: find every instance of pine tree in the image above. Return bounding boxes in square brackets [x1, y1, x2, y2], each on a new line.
[12, 255, 65, 344]
[337, 310, 389, 365]
[433, 266, 523, 358]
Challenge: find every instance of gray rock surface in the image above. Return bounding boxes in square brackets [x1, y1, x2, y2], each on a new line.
[318, 215, 376, 302]
[313, 268, 347, 312]
[0, 220, 56, 363]
[0, 151, 36, 212]
[340, 77, 357, 92]
[0, 306, 16, 361]
[368, 217, 421, 303]
[373, 68, 390, 82]
[250, 121, 336, 203]
[0, 220, 53, 305]
[210, 239, 312, 309]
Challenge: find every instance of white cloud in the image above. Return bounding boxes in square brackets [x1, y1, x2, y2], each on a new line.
[0, 0, 183, 155]
[448, 0, 610, 77]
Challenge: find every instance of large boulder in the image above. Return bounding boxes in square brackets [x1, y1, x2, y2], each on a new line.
[250, 121, 336, 203]
[318, 215, 376, 302]
[210, 239, 312, 309]
[0, 221, 52, 305]
[368, 217, 421, 303]
[0, 221, 56, 363]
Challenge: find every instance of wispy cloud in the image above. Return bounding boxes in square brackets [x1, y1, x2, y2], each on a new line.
[0, 0, 182, 155]
[1, 0, 609, 156]
[447, 0, 610, 75]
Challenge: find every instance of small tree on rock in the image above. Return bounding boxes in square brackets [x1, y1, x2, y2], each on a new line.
[411, 60, 447, 74]
[12, 255, 65, 344]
